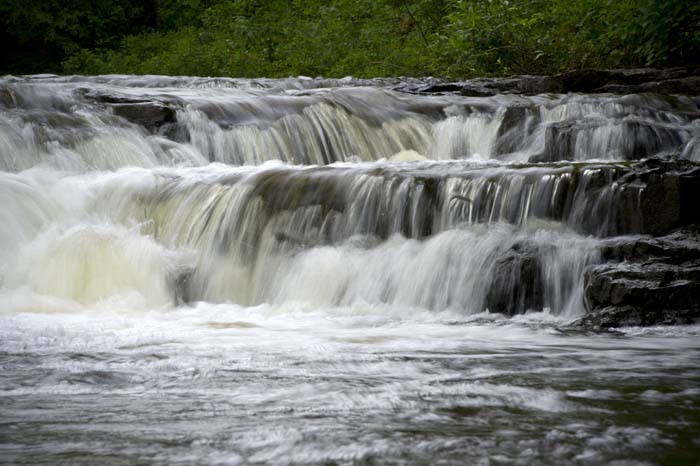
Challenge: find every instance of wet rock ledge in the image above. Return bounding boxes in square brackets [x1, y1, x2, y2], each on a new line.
[77, 88, 179, 132]
[572, 156, 700, 329]
[575, 229, 700, 329]
[479, 156, 700, 329]
[400, 66, 700, 97]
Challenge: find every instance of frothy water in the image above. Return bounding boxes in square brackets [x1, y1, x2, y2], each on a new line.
[1, 75, 699, 465]
[2, 307, 699, 465]
[2, 76, 700, 170]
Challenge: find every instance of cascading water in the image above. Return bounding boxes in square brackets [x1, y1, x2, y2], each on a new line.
[1, 75, 699, 466]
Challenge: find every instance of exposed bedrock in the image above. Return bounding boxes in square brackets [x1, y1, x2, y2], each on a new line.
[579, 262, 700, 328]
[200, 156, 699, 241]
[599, 229, 700, 263]
[616, 157, 700, 236]
[576, 230, 700, 328]
[77, 89, 180, 131]
[406, 67, 700, 97]
[596, 77, 700, 95]
[565, 156, 700, 237]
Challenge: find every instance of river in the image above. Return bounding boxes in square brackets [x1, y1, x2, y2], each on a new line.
[1, 75, 699, 465]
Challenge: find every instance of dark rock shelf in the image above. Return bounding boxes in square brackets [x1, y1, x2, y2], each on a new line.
[400, 67, 700, 97]
[576, 229, 700, 328]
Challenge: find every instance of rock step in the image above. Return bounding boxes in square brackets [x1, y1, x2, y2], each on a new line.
[402, 67, 700, 97]
[576, 230, 700, 328]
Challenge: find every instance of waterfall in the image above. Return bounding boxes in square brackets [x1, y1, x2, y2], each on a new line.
[1, 75, 699, 317]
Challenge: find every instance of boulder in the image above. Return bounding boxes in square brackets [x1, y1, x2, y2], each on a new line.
[486, 243, 544, 315]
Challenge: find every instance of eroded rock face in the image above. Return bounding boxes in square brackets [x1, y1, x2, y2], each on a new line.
[584, 261, 700, 310]
[576, 230, 700, 328]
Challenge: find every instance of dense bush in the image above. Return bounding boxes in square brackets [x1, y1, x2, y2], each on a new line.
[2, 0, 698, 78]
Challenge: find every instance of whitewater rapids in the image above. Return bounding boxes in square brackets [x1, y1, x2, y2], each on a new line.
[1, 75, 699, 465]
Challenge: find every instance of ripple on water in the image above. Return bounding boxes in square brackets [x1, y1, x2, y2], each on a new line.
[1, 306, 698, 465]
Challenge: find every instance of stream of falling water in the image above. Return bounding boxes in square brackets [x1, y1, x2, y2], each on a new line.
[1, 76, 699, 466]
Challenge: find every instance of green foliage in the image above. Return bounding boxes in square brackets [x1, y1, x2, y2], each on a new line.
[442, 0, 700, 75]
[627, 0, 700, 66]
[2, 0, 699, 78]
[63, 0, 450, 78]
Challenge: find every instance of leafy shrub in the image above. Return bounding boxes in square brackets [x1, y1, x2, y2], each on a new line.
[5, 0, 699, 78]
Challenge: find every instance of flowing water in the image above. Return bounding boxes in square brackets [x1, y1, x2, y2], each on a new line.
[1, 75, 699, 465]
